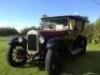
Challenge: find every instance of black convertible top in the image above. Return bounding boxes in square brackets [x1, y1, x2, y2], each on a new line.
[41, 15, 87, 22]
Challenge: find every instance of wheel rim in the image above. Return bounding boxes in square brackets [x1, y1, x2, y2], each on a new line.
[12, 46, 26, 62]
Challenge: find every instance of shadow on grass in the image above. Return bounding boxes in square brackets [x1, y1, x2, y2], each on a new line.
[13, 51, 100, 75]
[13, 61, 45, 71]
[62, 51, 100, 75]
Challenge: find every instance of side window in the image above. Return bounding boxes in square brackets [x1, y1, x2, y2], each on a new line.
[70, 19, 76, 29]
[76, 20, 83, 30]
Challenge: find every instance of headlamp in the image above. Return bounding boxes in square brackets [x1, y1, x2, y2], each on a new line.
[39, 36, 44, 43]
[18, 37, 23, 43]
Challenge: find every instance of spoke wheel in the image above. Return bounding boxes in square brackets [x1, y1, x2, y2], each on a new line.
[7, 45, 27, 67]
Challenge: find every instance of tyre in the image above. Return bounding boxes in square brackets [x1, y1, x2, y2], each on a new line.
[7, 44, 27, 67]
[74, 36, 87, 55]
[45, 50, 61, 75]
[79, 37, 87, 55]
[72, 36, 87, 56]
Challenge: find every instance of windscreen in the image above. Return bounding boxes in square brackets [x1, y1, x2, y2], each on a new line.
[42, 19, 69, 29]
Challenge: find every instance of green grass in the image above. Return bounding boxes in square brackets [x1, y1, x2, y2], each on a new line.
[87, 43, 100, 51]
[0, 37, 100, 75]
[0, 37, 47, 75]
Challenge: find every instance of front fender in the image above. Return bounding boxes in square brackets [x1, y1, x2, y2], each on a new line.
[8, 36, 27, 47]
[46, 37, 65, 50]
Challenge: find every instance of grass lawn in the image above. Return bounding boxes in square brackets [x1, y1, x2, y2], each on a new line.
[0, 37, 47, 75]
[0, 37, 100, 75]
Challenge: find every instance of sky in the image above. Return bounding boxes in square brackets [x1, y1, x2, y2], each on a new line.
[0, 0, 100, 31]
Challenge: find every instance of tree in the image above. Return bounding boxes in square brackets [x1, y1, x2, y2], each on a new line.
[93, 18, 100, 43]
[83, 23, 94, 43]
[20, 26, 37, 35]
[0, 27, 18, 36]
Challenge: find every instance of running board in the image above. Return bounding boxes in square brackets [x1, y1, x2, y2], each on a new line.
[70, 48, 83, 55]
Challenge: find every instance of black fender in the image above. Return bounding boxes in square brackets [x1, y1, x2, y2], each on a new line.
[7, 36, 27, 67]
[8, 36, 27, 47]
[46, 37, 65, 51]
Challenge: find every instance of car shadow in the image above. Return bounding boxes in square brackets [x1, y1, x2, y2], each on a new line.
[61, 51, 100, 75]
[15, 50, 100, 75]
[17, 61, 45, 71]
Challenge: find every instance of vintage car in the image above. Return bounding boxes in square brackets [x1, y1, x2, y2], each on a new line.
[7, 15, 87, 75]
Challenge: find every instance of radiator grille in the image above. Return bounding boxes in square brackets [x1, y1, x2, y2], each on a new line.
[28, 35, 37, 50]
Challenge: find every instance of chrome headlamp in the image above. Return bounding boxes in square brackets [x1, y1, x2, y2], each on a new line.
[18, 37, 23, 43]
[39, 36, 44, 43]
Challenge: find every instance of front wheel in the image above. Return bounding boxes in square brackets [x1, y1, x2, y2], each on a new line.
[45, 50, 62, 75]
[7, 44, 27, 67]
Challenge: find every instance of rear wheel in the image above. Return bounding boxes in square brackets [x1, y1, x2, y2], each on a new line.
[79, 38, 87, 55]
[45, 50, 61, 75]
[73, 36, 87, 55]
[7, 44, 27, 67]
